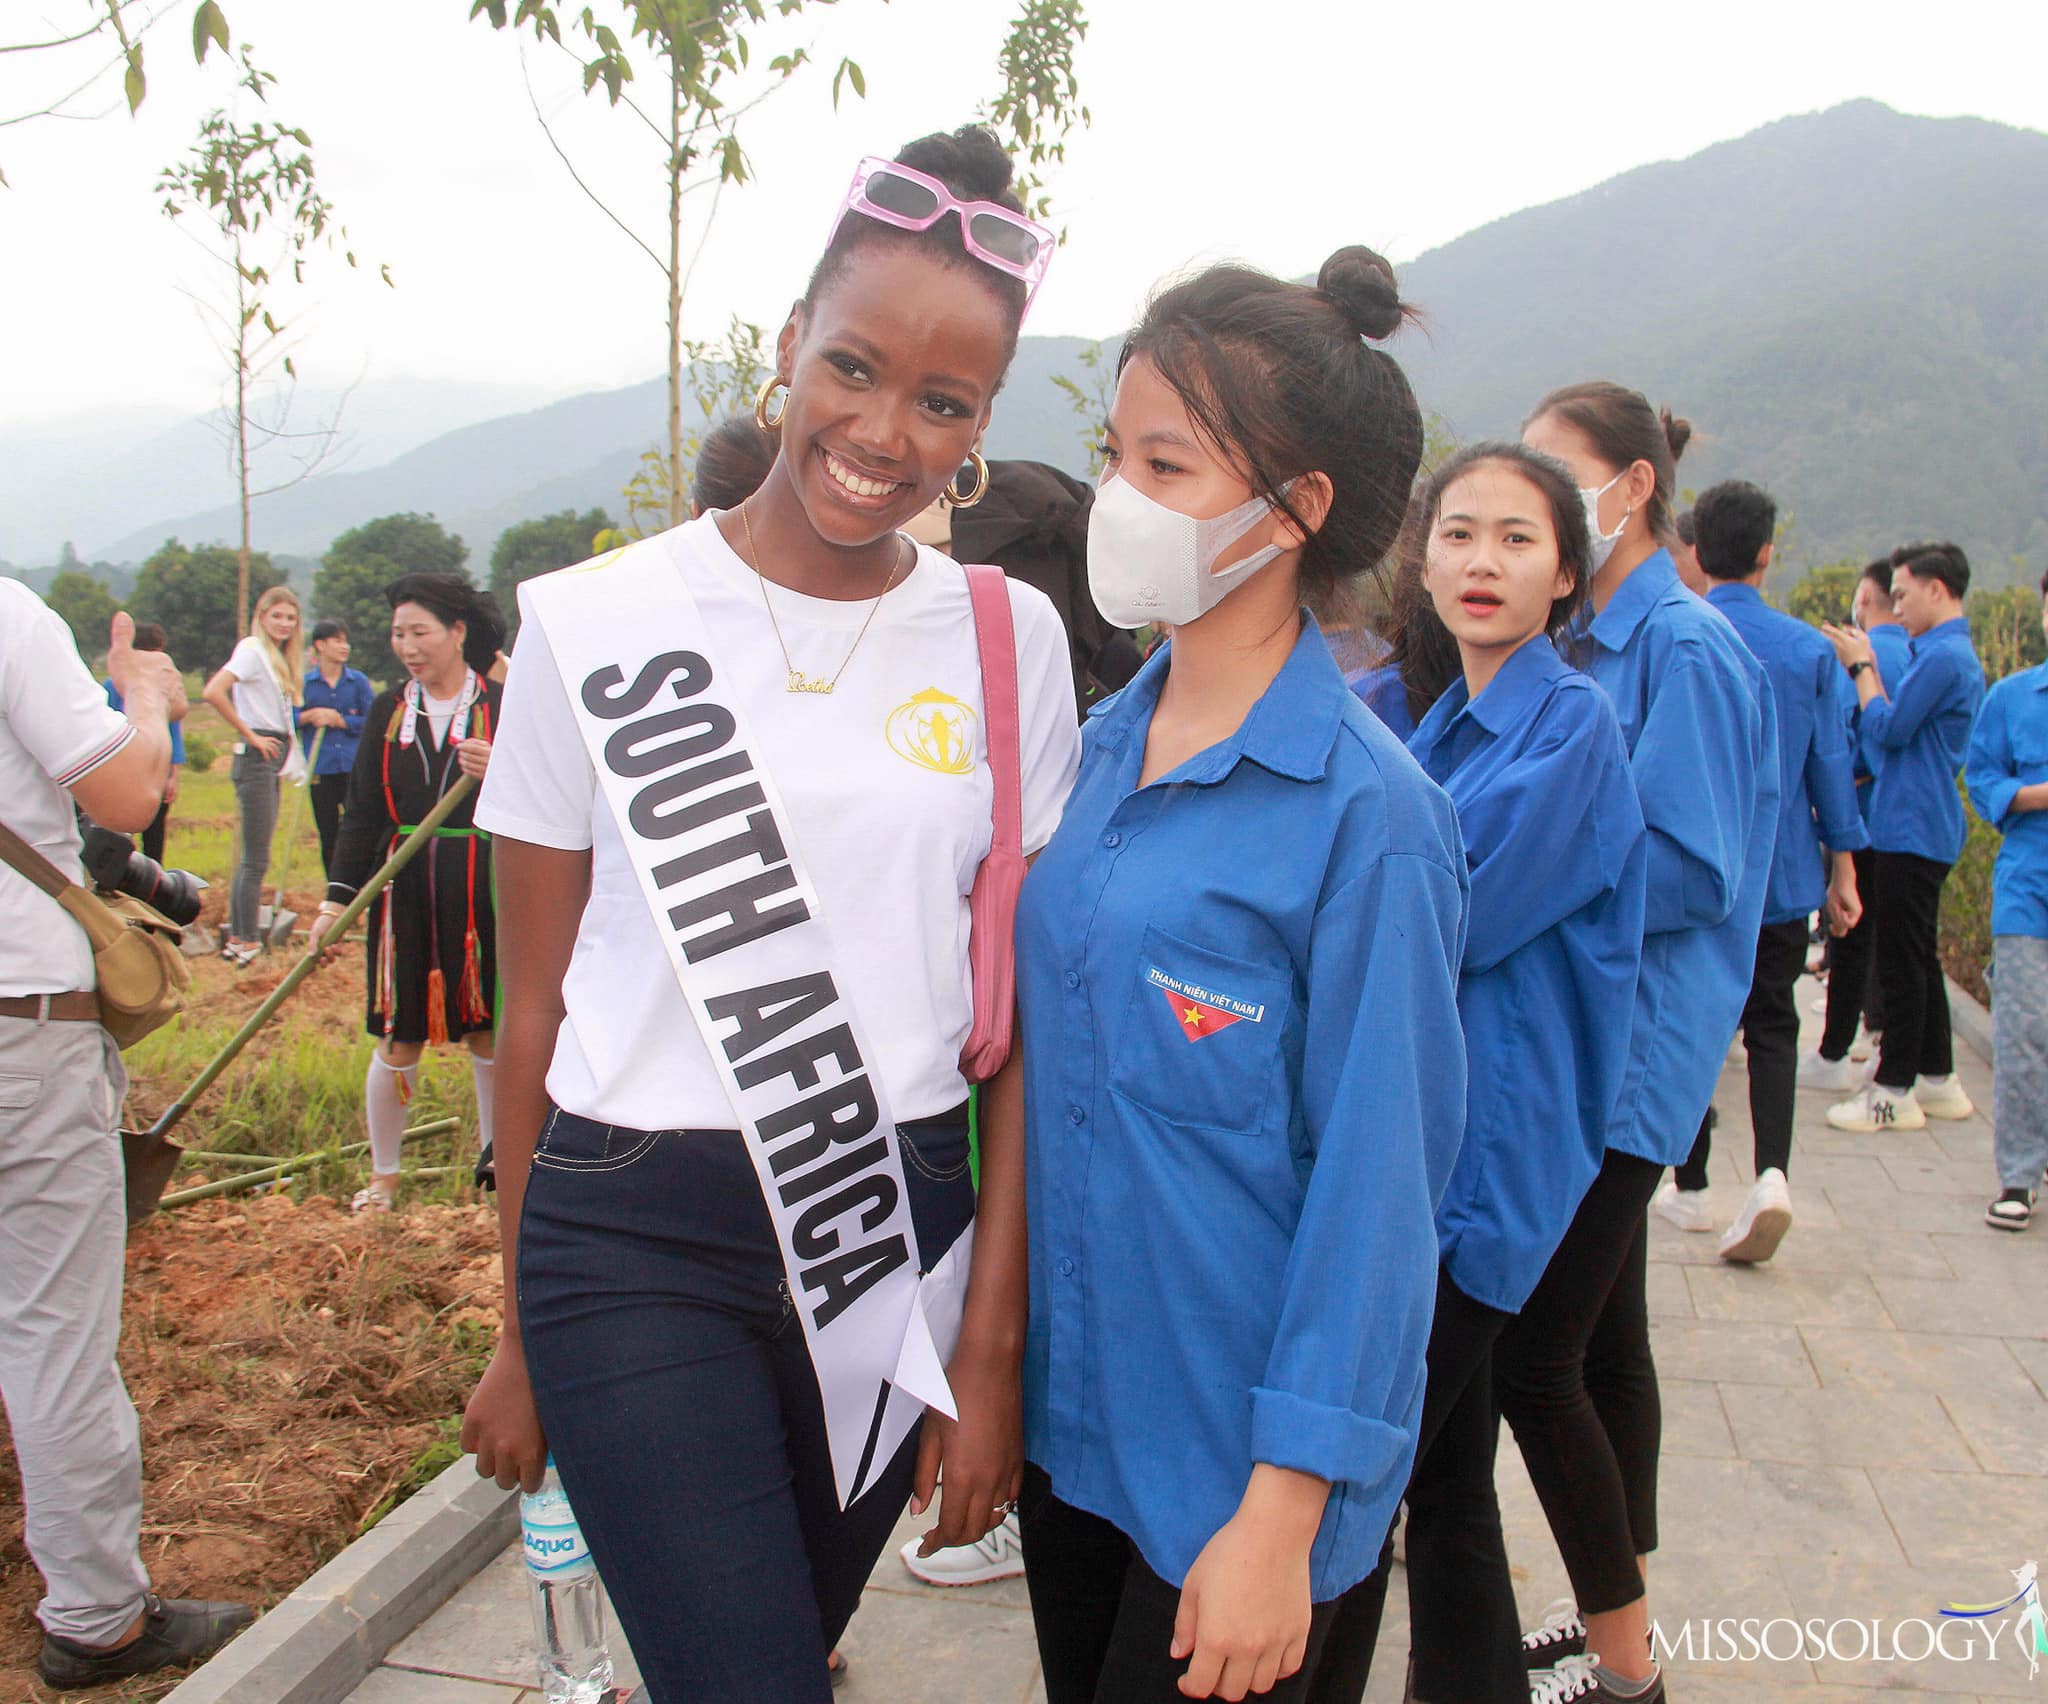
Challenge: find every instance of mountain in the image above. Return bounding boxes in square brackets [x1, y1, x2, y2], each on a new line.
[20, 101, 2046, 583]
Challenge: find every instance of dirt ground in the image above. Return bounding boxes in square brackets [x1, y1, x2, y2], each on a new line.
[0, 1186, 502, 1704]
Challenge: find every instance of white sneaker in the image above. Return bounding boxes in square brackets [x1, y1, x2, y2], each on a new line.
[899, 1511, 1024, 1586]
[1797, 1050, 1863, 1092]
[1914, 1072, 1975, 1121]
[1719, 1168, 1793, 1263]
[1827, 1082, 1926, 1132]
[1652, 1180, 1714, 1232]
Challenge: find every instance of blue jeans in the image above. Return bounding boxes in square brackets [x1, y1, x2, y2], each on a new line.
[1993, 935, 2048, 1190]
[518, 1106, 976, 1704]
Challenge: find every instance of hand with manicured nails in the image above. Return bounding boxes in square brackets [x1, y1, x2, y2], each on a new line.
[909, 1345, 1023, 1557]
[1171, 1466, 1326, 1699]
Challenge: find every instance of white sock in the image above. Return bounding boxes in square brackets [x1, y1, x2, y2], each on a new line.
[1920, 1072, 1954, 1090]
[365, 1053, 417, 1176]
[469, 1056, 496, 1152]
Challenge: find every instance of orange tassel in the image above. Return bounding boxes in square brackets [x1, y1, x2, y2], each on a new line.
[425, 968, 450, 1047]
[459, 926, 488, 1025]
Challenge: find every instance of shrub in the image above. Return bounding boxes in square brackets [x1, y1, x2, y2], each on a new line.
[182, 732, 220, 773]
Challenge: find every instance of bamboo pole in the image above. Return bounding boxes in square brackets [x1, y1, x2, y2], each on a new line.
[159, 1119, 465, 1210]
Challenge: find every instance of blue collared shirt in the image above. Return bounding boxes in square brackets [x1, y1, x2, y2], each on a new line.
[1581, 550, 1779, 1166]
[1860, 617, 1984, 863]
[1018, 618, 1468, 1601]
[300, 665, 375, 775]
[1350, 661, 1416, 743]
[1965, 661, 2048, 938]
[1408, 640, 1646, 1314]
[1853, 624, 1912, 822]
[1705, 584, 1868, 922]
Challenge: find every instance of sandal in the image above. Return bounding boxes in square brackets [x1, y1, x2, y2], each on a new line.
[221, 940, 262, 968]
[827, 1649, 849, 1690]
[350, 1181, 397, 1214]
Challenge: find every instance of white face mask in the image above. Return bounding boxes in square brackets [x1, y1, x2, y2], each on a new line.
[1086, 474, 1292, 630]
[1581, 470, 1631, 572]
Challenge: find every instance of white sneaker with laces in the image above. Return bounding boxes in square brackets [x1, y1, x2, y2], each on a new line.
[899, 1510, 1024, 1586]
[1914, 1072, 1975, 1120]
[1797, 1050, 1862, 1092]
[1827, 1082, 1925, 1132]
[1719, 1168, 1793, 1263]
[1529, 1654, 1664, 1702]
[1651, 1180, 1714, 1233]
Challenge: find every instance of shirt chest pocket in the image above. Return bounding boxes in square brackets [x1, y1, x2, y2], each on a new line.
[1107, 924, 1291, 1136]
[2011, 716, 2048, 774]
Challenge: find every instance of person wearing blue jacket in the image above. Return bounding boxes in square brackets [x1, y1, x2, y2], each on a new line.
[1502, 383, 1775, 1704]
[1309, 442, 1646, 1704]
[1017, 248, 1468, 1704]
[1807, 556, 1912, 1086]
[1965, 566, 2048, 1230]
[1823, 543, 1986, 1130]
[1657, 482, 1868, 1267]
[299, 618, 375, 877]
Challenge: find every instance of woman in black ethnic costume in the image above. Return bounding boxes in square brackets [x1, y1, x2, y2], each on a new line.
[311, 573, 504, 1213]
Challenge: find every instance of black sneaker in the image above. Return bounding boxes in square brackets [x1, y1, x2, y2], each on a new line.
[1523, 1598, 1588, 1671]
[1530, 1656, 1664, 1702]
[474, 1141, 497, 1193]
[38, 1594, 255, 1688]
[1986, 1187, 2036, 1231]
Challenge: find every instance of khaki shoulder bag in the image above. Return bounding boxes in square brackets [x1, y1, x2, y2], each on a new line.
[0, 820, 190, 1048]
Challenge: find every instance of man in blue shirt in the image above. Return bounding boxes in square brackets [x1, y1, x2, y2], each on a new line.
[1965, 566, 2048, 1229]
[1807, 557, 1911, 1085]
[1823, 544, 1987, 1130]
[1659, 482, 1867, 1264]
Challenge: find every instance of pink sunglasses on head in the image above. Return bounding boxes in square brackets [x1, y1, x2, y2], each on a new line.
[829, 156, 1054, 317]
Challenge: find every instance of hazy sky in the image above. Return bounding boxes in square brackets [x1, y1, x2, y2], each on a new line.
[5, 0, 2046, 434]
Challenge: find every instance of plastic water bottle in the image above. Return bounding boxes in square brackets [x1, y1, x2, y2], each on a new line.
[521, 1461, 615, 1704]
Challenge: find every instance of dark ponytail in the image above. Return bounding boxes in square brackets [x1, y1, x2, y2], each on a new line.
[1117, 244, 1425, 621]
[1525, 380, 1693, 543]
[385, 572, 506, 675]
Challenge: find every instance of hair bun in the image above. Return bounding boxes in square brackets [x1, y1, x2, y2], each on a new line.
[894, 124, 1019, 211]
[1317, 245, 1409, 342]
[1659, 406, 1694, 463]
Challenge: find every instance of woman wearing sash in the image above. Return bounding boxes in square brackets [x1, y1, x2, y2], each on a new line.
[1014, 250, 1468, 1702]
[308, 573, 504, 1213]
[464, 127, 1081, 1703]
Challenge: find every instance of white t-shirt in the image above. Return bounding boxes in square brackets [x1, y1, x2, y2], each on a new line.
[226, 635, 292, 733]
[0, 579, 141, 996]
[476, 515, 1081, 1129]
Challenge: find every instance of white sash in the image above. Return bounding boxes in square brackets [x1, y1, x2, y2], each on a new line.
[524, 540, 969, 1509]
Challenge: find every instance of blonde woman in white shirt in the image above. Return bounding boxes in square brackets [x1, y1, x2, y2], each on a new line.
[201, 585, 303, 964]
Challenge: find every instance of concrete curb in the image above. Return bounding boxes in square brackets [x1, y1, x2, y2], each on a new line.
[162, 1457, 517, 1704]
[1948, 974, 1994, 1068]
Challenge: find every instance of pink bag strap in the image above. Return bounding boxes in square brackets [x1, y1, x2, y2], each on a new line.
[964, 565, 1022, 867]
[960, 565, 1024, 1083]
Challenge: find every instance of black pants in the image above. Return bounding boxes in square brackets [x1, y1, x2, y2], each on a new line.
[1021, 1465, 1373, 1704]
[136, 797, 169, 866]
[1820, 845, 1884, 1058]
[1872, 851, 1954, 1089]
[1676, 918, 1807, 1188]
[309, 773, 349, 878]
[518, 1109, 975, 1704]
[1303, 1270, 1523, 1704]
[1493, 1150, 1663, 1615]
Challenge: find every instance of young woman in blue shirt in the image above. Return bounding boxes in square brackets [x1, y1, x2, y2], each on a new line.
[300, 618, 375, 877]
[1016, 249, 1469, 1703]
[1498, 384, 1776, 1704]
[1310, 443, 1647, 1704]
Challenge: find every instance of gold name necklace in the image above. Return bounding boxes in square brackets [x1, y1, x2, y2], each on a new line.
[740, 499, 904, 696]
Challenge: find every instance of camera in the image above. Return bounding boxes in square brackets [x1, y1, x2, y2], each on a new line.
[79, 825, 207, 928]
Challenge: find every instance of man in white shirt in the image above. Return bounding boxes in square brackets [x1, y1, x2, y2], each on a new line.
[0, 583, 253, 1688]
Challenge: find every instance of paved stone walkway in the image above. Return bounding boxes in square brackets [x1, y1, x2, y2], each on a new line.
[347, 979, 2048, 1701]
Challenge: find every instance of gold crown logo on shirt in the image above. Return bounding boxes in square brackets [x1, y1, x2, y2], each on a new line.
[886, 687, 978, 776]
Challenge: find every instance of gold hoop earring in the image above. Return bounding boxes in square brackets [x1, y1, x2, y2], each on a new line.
[754, 376, 789, 433]
[946, 449, 990, 509]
